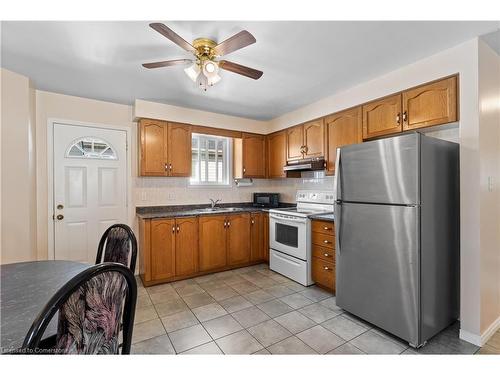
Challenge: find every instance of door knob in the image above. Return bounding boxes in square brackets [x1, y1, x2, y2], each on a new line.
[56, 214, 64, 220]
[57, 204, 64, 210]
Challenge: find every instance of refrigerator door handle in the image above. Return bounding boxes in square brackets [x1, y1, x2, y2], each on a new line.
[334, 147, 342, 201]
[335, 201, 342, 254]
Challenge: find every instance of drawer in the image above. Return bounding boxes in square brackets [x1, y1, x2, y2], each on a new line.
[312, 232, 335, 249]
[312, 257, 335, 291]
[312, 220, 335, 235]
[312, 244, 335, 263]
[270, 250, 312, 286]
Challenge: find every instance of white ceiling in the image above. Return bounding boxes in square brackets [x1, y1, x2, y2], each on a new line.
[1, 21, 498, 120]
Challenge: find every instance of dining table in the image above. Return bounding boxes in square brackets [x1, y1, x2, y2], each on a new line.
[0, 260, 92, 353]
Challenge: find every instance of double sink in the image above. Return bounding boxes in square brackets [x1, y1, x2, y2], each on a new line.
[196, 207, 241, 213]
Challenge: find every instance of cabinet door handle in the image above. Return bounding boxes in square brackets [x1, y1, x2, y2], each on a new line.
[176, 226, 180, 233]
[172, 226, 175, 233]
[169, 164, 172, 171]
[403, 111, 408, 122]
[396, 113, 401, 124]
[251, 219, 255, 225]
[227, 221, 231, 227]
[165, 163, 169, 171]
[243, 167, 246, 174]
[223, 221, 227, 228]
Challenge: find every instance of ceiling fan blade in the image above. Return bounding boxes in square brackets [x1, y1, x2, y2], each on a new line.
[149, 23, 196, 53]
[142, 59, 193, 69]
[219, 60, 263, 80]
[213, 30, 256, 56]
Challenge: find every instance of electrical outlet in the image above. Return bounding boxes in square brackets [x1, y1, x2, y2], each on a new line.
[141, 191, 147, 201]
[167, 192, 175, 201]
[488, 176, 494, 192]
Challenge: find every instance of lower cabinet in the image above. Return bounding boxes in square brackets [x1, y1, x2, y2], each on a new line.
[311, 220, 336, 292]
[263, 212, 270, 262]
[140, 212, 267, 286]
[250, 212, 265, 262]
[199, 215, 227, 272]
[175, 217, 199, 277]
[150, 219, 176, 281]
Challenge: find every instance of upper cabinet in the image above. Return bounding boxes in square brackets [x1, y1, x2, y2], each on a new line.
[402, 76, 457, 131]
[324, 107, 362, 175]
[363, 76, 458, 140]
[286, 119, 325, 161]
[286, 125, 304, 161]
[234, 133, 266, 179]
[303, 119, 325, 158]
[168, 122, 192, 177]
[138, 119, 191, 177]
[267, 130, 287, 178]
[362, 93, 402, 140]
[139, 119, 169, 176]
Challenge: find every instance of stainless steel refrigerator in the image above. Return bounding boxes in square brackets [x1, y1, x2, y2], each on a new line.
[334, 132, 459, 348]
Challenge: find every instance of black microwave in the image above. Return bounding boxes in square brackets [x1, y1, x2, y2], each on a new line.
[253, 193, 280, 208]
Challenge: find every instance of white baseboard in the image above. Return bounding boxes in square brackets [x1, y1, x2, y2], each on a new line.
[460, 315, 500, 346]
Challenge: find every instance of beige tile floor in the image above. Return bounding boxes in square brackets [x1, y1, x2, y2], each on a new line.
[131, 263, 486, 355]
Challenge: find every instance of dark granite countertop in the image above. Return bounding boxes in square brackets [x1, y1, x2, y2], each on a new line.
[136, 202, 296, 219]
[309, 212, 335, 222]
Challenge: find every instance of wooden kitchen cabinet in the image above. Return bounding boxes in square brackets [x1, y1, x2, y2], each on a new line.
[362, 94, 402, 140]
[174, 217, 199, 277]
[227, 213, 251, 265]
[267, 131, 287, 178]
[138, 119, 191, 177]
[303, 119, 324, 158]
[199, 215, 227, 272]
[324, 107, 362, 175]
[311, 219, 335, 292]
[286, 125, 304, 161]
[234, 133, 266, 179]
[150, 218, 176, 281]
[139, 119, 168, 176]
[286, 119, 325, 161]
[263, 212, 270, 262]
[168, 122, 192, 177]
[402, 76, 457, 131]
[250, 212, 264, 262]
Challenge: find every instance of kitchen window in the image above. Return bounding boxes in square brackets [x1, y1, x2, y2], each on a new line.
[190, 133, 231, 186]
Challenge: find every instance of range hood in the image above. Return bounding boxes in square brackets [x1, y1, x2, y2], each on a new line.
[283, 157, 326, 172]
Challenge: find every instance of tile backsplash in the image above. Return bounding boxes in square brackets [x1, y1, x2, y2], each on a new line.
[134, 175, 334, 207]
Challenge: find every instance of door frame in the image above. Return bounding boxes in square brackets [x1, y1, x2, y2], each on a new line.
[47, 118, 133, 261]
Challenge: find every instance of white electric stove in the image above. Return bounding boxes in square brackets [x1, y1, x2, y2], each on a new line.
[269, 190, 335, 286]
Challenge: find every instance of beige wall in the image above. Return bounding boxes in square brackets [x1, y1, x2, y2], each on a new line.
[478, 39, 500, 335]
[134, 99, 270, 134]
[0, 69, 37, 264]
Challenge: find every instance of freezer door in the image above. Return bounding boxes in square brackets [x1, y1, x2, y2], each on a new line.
[338, 133, 419, 205]
[336, 202, 420, 346]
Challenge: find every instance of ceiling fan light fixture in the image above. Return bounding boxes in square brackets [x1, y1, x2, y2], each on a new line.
[207, 73, 221, 86]
[184, 63, 200, 82]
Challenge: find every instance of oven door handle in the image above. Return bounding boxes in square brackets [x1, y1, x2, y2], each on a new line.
[269, 213, 305, 223]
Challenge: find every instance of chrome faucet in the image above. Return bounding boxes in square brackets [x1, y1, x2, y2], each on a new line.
[209, 198, 221, 209]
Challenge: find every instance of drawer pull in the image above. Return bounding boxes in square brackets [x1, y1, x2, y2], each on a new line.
[324, 253, 329, 257]
[323, 226, 332, 230]
[324, 240, 332, 244]
[323, 266, 331, 271]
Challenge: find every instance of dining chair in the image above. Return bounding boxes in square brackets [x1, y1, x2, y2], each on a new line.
[95, 224, 137, 273]
[22, 262, 137, 354]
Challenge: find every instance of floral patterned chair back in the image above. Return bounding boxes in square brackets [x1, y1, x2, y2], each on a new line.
[96, 224, 137, 273]
[22, 263, 137, 354]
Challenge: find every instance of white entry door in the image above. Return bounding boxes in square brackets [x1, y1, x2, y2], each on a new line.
[53, 123, 127, 263]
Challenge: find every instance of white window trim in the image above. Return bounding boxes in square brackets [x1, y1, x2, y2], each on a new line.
[189, 133, 233, 187]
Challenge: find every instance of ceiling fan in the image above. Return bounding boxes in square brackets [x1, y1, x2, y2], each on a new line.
[142, 23, 263, 91]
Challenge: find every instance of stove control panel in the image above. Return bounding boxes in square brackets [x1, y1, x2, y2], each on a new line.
[296, 190, 335, 204]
